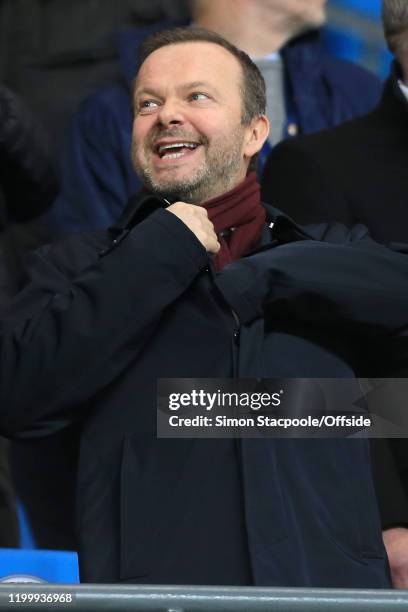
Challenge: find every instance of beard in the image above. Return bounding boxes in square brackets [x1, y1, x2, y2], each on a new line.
[132, 126, 246, 204]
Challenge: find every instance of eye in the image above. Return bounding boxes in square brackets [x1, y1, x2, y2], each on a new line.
[190, 92, 210, 102]
[137, 99, 160, 113]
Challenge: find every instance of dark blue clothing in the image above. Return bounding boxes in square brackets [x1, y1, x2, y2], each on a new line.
[1, 196, 405, 585]
[48, 26, 382, 235]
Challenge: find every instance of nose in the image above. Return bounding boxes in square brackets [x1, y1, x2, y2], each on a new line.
[156, 98, 185, 128]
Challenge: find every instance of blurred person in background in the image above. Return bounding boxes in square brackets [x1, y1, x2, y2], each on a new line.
[0, 84, 59, 547]
[261, 0, 408, 588]
[47, 0, 382, 235]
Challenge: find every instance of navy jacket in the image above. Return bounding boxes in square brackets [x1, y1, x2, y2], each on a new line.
[47, 26, 381, 235]
[1, 196, 407, 586]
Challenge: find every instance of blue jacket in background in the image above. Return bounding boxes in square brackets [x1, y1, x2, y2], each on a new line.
[48, 24, 382, 235]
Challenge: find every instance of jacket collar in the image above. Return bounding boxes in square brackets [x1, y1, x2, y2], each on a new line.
[110, 193, 316, 245]
[110, 192, 166, 232]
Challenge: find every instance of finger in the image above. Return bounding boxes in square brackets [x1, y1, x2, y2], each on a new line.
[202, 221, 216, 236]
[208, 236, 221, 254]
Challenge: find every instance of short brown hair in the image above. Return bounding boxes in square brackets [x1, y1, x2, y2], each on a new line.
[382, 0, 408, 57]
[138, 26, 266, 125]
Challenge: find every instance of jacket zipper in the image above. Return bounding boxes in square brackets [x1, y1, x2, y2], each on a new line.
[231, 307, 241, 377]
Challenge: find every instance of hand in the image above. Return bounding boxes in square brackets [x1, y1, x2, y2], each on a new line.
[167, 202, 220, 254]
[383, 527, 408, 588]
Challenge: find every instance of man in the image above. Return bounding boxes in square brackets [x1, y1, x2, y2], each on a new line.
[1, 27, 406, 586]
[261, 0, 408, 587]
[47, 0, 381, 234]
[262, 1, 407, 242]
[38, 0, 383, 551]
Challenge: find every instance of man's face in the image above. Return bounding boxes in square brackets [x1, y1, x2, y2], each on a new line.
[132, 42, 257, 203]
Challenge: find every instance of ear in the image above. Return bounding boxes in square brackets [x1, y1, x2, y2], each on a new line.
[242, 114, 270, 161]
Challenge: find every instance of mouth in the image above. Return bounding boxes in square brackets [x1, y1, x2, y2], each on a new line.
[154, 141, 201, 161]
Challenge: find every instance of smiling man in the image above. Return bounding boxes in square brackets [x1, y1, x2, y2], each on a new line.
[129, 28, 270, 272]
[0, 27, 407, 587]
[132, 32, 268, 204]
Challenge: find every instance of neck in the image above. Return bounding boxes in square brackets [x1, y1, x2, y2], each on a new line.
[193, 0, 296, 57]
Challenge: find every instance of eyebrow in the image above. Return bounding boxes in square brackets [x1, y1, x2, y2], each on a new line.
[182, 81, 217, 91]
[134, 81, 219, 98]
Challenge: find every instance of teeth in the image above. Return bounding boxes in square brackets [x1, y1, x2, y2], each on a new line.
[162, 151, 185, 159]
[158, 142, 198, 156]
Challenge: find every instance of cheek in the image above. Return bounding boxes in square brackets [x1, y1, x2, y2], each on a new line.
[132, 118, 151, 150]
[193, 111, 239, 144]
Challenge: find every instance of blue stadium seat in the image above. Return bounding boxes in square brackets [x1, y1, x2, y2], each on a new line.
[0, 549, 79, 583]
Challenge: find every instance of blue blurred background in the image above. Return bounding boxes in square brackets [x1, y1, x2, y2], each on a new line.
[325, 0, 392, 78]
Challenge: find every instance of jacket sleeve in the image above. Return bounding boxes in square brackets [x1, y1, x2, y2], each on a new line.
[0, 208, 208, 435]
[215, 238, 408, 371]
[0, 85, 59, 222]
[46, 86, 139, 236]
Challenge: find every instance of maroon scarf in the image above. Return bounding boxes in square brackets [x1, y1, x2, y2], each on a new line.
[203, 172, 266, 271]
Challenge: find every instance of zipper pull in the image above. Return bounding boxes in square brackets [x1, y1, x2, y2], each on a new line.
[98, 228, 130, 258]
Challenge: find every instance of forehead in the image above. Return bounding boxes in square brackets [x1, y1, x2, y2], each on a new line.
[137, 41, 243, 91]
